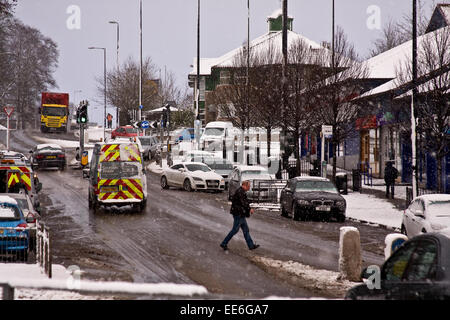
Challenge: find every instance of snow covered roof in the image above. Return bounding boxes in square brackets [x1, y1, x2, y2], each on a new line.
[356, 25, 450, 99]
[189, 30, 325, 76]
[147, 106, 180, 113]
[267, 8, 293, 20]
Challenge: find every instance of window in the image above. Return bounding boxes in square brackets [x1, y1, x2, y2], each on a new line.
[220, 70, 231, 85]
[403, 240, 438, 281]
[382, 242, 418, 281]
[171, 164, 183, 170]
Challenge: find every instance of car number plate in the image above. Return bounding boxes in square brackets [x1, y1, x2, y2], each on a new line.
[46, 156, 56, 159]
[316, 205, 331, 211]
[101, 186, 118, 193]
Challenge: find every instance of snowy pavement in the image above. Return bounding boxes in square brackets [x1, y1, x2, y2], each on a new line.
[343, 192, 403, 231]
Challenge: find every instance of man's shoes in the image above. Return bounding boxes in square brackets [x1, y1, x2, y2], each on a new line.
[249, 244, 260, 250]
[220, 244, 228, 251]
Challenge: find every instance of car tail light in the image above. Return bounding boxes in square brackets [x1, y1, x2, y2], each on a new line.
[58, 154, 65, 158]
[26, 213, 36, 223]
[35, 155, 44, 159]
[17, 223, 27, 229]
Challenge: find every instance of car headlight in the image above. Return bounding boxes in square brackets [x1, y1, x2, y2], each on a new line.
[192, 177, 203, 182]
[220, 179, 225, 184]
[336, 200, 346, 207]
[297, 199, 310, 206]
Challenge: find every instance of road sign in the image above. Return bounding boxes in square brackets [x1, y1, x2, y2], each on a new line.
[322, 125, 333, 138]
[140, 120, 149, 129]
[139, 105, 143, 110]
[3, 106, 14, 117]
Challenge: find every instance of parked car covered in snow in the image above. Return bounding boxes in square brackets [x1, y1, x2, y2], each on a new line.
[280, 176, 346, 222]
[401, 194, 450, 237]
[160, 162, 225, 192]
[346, 231, 450, 300]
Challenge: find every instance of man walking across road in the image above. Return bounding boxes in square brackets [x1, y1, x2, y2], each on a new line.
[107, 113, 113, 129]
[384, 161, 399, 199]
[220, 180, 259, 251]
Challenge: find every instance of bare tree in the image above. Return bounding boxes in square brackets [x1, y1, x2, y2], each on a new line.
[209, 48, 256, 163]
[97, 56, 158, 125]
[1, 18, 58, 129]
[396, 26, 450, 192]
[312, 27, 369, 182]
[0, 0, 16, 17]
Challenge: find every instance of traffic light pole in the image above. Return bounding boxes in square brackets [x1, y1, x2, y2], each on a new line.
[160, 114, 164, 168]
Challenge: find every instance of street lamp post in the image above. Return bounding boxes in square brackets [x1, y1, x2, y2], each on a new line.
[109, 20, 120, 128]
[88, 47, 107, 141]
[411, 0, 418, 198]
[139, 0, 143, 122]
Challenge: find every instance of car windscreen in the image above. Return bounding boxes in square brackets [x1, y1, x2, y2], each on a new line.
[100, 162, 140, 179]
[295, 180, 338, 193]
[14, 199, 29, 211]
[42, 107, 67, 116]
[204, 128, 224, 136]
[185, 164, 211, 172]
[205, 159, 233, 170]
[427, 200, 450, 216]
[0, 204, 21, 220]
[138, 138, 151, 145]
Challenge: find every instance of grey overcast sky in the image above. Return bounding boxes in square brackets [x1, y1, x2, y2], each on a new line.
[14, 0, 432, 124]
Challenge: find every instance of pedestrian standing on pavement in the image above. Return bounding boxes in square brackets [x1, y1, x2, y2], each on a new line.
[384, 161, 399, 199]
[220, 180, 259, 251]
[107, 113, 113, 129]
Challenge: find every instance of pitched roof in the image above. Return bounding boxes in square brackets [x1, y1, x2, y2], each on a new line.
[189, 30, 325, 76]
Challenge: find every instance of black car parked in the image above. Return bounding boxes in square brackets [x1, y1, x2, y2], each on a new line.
[346, 232, 450, 300]
[280, 177, 346, 222]
[30, 144, 66, 170]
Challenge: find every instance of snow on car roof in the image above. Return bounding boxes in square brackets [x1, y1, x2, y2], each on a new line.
[0, 196, 18, 206]
[417, 194, 450, 204]
[294, 176, 330, 181]
[236, 165, 268, 171]
[37, 143, 62, 150]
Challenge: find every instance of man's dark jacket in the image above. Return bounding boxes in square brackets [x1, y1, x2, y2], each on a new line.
[384, 164, 398, 184]
[230, 187, 251, 218]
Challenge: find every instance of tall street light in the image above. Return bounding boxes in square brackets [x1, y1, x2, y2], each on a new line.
[139, 0, 143, 122]
[411, 0, 418, 198]
[88, 46, 107, 141]
[109, 20, 120, 127]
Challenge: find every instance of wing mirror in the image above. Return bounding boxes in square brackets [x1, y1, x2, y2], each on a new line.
[414, 209, 425, 219]
[26, 213, 35, 224]
[82, 168, 90, 179]
[178, 168, 186, 172]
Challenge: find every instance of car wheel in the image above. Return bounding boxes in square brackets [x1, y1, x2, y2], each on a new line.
[161, 176, 169, 189]
[88, 192, 93, 209]
[280, 204, 288, 217]
[401, 224, 407, 236]
[183, 179, 193, 192]
[292, 203, 300, 221]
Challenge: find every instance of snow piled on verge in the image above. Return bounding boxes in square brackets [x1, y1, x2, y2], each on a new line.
[343, 192, 403, 230]
[252, 256, 359, 297]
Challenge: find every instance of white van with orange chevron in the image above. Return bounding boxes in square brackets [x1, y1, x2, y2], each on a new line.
[87, 138, 147, 213]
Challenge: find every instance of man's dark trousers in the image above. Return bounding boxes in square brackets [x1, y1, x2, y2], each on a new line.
[221, 215, 255, 249]
[386, 183, 395, 198]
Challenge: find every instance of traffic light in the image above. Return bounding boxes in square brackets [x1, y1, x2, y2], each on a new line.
[77, 100, 89, 124]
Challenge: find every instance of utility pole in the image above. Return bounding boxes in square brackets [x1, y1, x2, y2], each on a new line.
[109, 20, 120, 127]
[281, 0, 288, 176]
[411, 0, 418, 198]
[194, 0, 201, 151]
[138, 0, 143, 122]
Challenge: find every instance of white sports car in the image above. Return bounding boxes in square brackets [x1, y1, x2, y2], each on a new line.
[160, 162, 225, 192]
